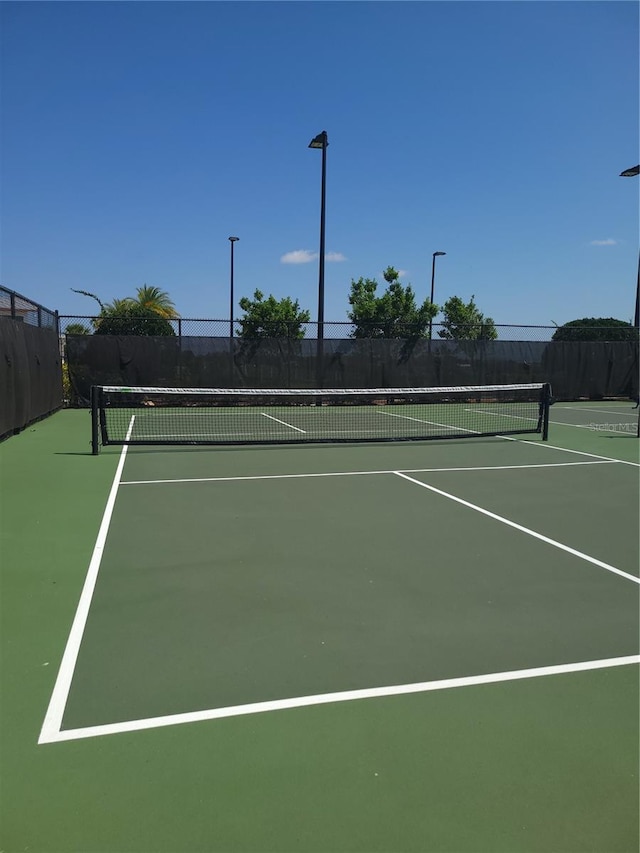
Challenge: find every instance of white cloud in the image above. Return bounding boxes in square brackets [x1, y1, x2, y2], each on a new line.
[380, 269, 408, 278]
[280, 249, 317, 264]
[590, 238, 618, 246]
[281, 249, 347, 264]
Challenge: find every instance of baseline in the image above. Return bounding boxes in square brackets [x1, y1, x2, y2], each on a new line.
[39, 655, 639, 744]
[557, 406, 639, 417]
[465, 407, 636, 435]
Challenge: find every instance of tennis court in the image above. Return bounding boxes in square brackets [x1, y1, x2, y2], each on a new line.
[2, 399, 639, 852]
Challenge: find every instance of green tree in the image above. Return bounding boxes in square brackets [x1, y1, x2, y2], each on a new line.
[94, 302, 176, 336]
[237, 290, 311, 339]
[348, 267, 437, 338]
[71, 287, 177, 336]
[65, 322, 91, 335]
[551, 317, 638, 342]
[438, 295, 498, 340]
[131, 285, 179, 319]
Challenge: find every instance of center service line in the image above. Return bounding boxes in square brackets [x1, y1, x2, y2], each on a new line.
[261, 412, 306, 433]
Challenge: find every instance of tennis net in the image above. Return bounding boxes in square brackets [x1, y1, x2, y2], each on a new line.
[90, 383, 551, 453]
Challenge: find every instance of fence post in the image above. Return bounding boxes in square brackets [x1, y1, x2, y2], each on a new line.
[542, 383, 552, 441]
[91, 386, 100, 455]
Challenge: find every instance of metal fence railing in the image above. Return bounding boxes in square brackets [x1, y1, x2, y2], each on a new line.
[58, 316, 640, 343]
[0, 287, 63, 437]
[1, 287, 59, 331]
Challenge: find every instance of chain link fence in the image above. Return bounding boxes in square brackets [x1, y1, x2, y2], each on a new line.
[0, 287, 63, 438]
[1, 286, 59, 330]
[58, 316, 639, 342]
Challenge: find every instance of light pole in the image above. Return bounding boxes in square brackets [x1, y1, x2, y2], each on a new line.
[308, 131, 328, 343]
[309, 131, 328, 389]
[429, 251, 446, 339]
[619, 165, 639, 329]
[228, 236, 239, 338]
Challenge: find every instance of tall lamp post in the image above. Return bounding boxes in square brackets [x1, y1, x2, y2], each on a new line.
[619, 165, 639, 329]
[308, 131, 328, 344]
[429, 251, 446, 340]
[309, 131, 328, 388]
[228, 236, 239, 338]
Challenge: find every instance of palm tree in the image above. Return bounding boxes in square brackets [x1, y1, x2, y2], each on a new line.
[71, 285, 179, 335]
[132, 285, 179, 319]
[90, 297, 134, 332]
[104, 296, 136, 314]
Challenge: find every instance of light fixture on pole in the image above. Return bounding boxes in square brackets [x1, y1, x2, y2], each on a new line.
[308, 131, 328, 343]
[619, 165, 639, 329]
[228, 236, 239, 338]
[430, 251, 446, 340]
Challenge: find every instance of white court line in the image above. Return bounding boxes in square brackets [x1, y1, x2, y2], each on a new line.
[394, 471, 640, 585]
[377, 409, 476, 433]
[558, 406, 639, 417]
[464, 408, 540, 425]
[503, 436, 640, 468]
[131, 428, 461, 440]
[261, 413, 306, 433]
[120, 460, 614, 486]
[467, 407, 637, 434]
[39, 654, 639, 743]
[38, 417, 136, 745]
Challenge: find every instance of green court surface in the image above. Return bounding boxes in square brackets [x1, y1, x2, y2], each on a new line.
[1, 405, 639, 852]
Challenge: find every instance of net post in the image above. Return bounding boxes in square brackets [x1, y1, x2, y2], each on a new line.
[541, 383, 551, 441]
[91, 385, 100, 455]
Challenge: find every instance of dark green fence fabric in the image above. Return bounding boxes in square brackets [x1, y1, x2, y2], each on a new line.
[0, 319, 63, 439]
[65, 334, 639, 405]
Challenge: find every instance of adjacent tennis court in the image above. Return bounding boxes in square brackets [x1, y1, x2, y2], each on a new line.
[2, 399, 638, 852]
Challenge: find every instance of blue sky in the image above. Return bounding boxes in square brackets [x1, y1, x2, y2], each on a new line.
[1, 1, 638, 329]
